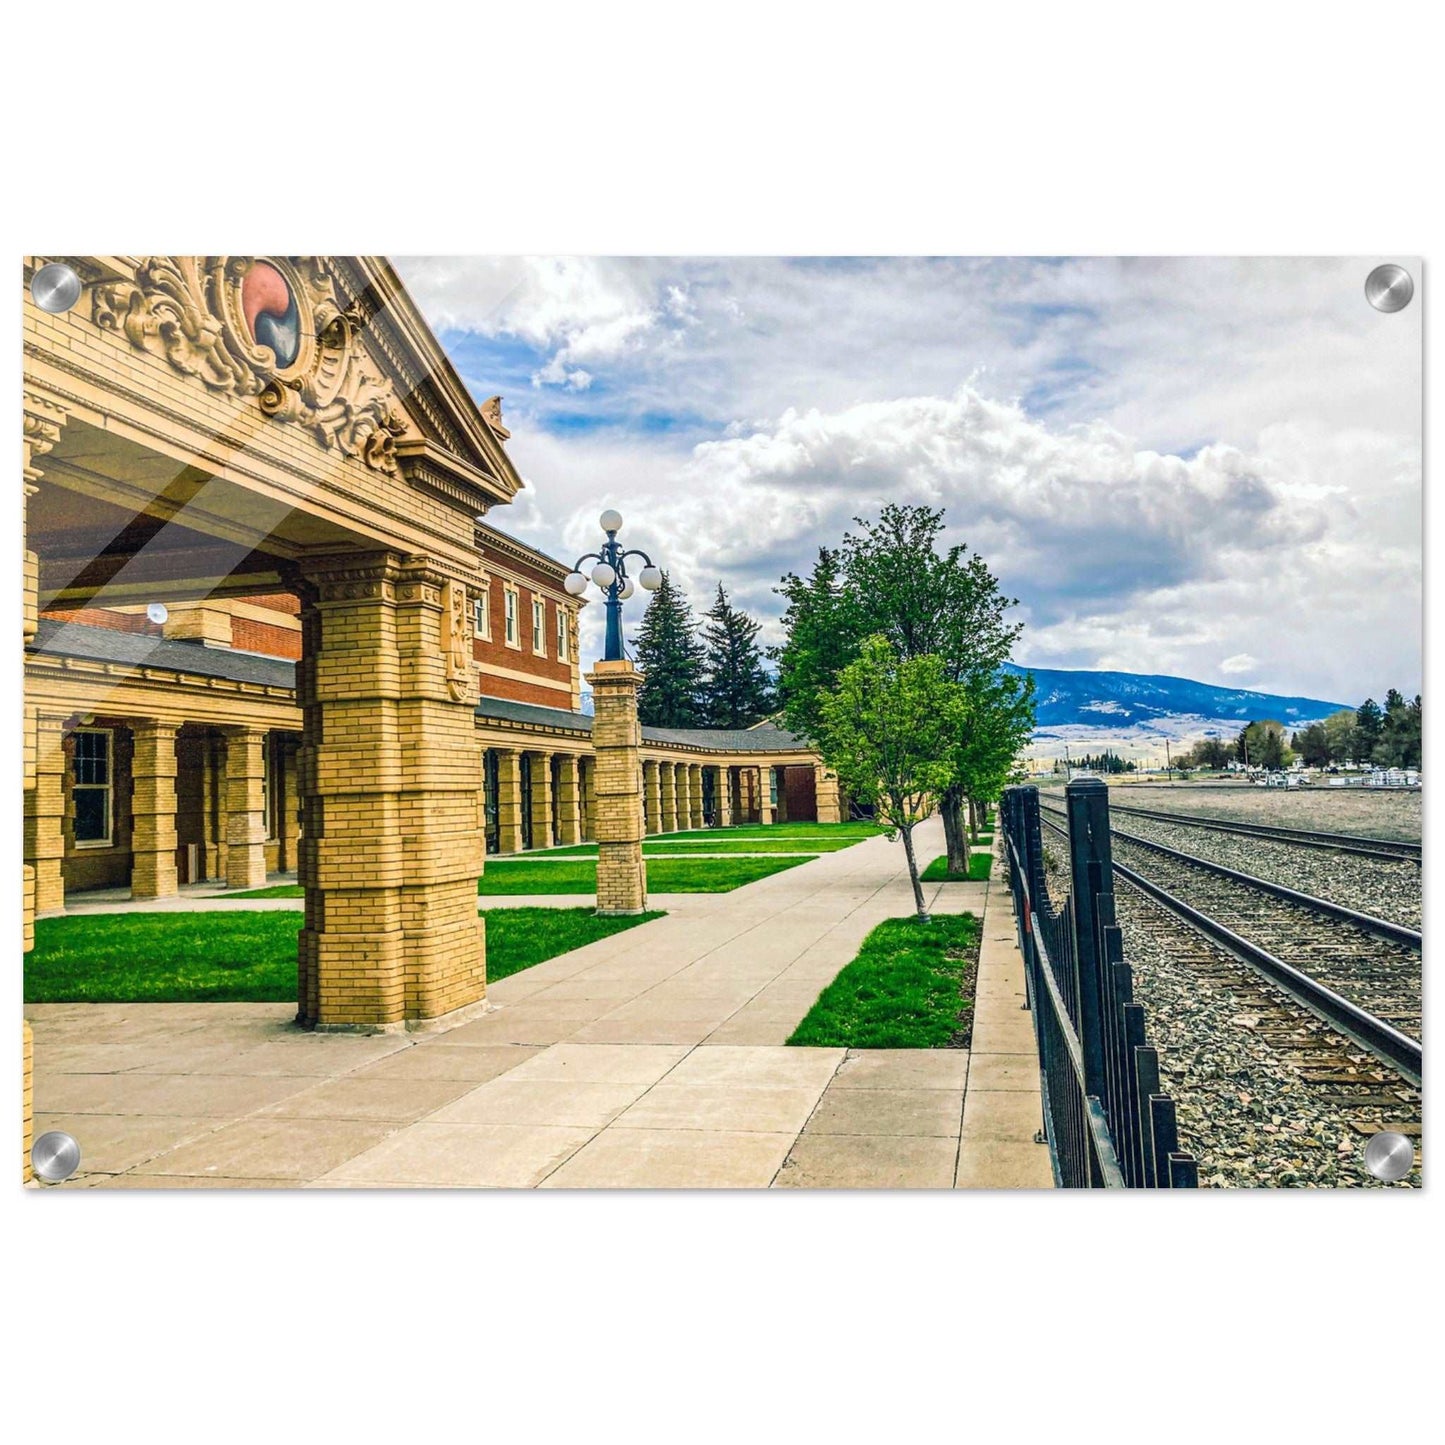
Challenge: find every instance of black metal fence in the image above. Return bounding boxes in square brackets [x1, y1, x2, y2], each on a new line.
[1001, 779, 1198, 1189]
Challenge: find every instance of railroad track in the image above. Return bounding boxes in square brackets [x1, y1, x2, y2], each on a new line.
[1105, 801, 1421, 863]
[1038, 805, 1422, 1089]
[1118, 888, 1421, 1145]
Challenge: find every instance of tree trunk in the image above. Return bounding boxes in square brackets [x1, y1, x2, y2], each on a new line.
[940, 786, 969, 874]
[967, 795, 981, 844]
[901, 823, 930, 922]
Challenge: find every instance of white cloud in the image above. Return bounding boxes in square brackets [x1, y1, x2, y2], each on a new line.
[397, 255, 660, 388]
[1219, 653, 1258, 675]
[398, 256, 1421, 704]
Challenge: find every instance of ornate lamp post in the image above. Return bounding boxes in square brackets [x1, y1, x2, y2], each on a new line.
[564, 510, 662, 662]
[567, 510, 660, 916]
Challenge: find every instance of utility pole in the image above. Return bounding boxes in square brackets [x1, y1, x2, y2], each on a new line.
[1165, 738, 1173, 785]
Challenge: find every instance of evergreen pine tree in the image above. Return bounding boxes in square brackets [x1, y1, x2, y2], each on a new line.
[699, 583, 774, 728]
[631, 571, 706, 727]
[1354, 697, 1384, 758]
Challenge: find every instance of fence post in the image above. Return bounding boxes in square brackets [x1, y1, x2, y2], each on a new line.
[1065, 777, 1111, 1100]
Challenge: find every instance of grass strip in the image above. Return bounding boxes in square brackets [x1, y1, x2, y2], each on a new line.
[475, 855, 812, 894]
[544, 838, 853, 857]
[920, 852, 993, 882]
[25, 907, 661, 1003]
[786, 913, 980, 1049]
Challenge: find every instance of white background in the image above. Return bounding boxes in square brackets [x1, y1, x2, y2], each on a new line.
[4, 4, 1438, 1440]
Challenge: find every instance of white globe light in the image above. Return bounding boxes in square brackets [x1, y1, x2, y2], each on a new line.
[591, 562, 617, 589]
[146, 602, 169, 624]
[564, 572, 588, 596]
[638, 565, 663, 591]
[599, 508, 623, 534]
[617, 577, 635, 600]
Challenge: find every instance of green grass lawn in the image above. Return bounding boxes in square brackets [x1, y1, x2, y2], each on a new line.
[224, 853, 814, 899]
[920, 852, 994, 883]
[24, 907, 661, 1003]
[674, 822, 883, 840]
[786, 913, 980, 1049]
[545, 837, 856, 857]
[477, 854, 812, 894]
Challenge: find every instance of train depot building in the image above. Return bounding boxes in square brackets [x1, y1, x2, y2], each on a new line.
[22, 255, 835, 1038]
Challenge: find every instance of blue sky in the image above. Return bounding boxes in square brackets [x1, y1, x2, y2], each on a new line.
[396, 256, 1422, 704]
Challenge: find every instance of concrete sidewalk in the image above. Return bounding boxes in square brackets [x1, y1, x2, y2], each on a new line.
[27, 818, 1052, 1189]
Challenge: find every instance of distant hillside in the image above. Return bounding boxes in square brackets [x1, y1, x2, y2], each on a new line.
[1004, 663, 1351, 731]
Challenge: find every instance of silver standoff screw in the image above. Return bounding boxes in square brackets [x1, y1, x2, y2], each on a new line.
[1362, 1130, 1414, 1182]
[31, 1130, 82, 1183]
[30, 261, 84, 314]
[1364, 264, 1414, 313]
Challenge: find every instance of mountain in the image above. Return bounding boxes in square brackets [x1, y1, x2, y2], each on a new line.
[1004, 663, 1351, 733]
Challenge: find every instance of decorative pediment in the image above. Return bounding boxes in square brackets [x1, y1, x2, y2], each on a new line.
[93, 256, 411, 475]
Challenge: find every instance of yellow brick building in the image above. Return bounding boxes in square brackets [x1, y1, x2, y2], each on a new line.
[21, 255, 839, 1059]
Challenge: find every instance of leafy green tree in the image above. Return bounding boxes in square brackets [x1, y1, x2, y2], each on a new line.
[1322, 708, 1358, 764]
[1294, 722, 1332, 767]
[1186, 737, 1233, 770]
[632, 571, 707, 727]
[952, 670, 1036, 838]
[699, 583, 774, 728]
[1239, 719, 1292, 770]
[816, 635, 963, 921]
[775, 504, 1022, 871]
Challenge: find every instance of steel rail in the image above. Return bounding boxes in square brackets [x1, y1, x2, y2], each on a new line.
[1037, 814, 1423, 1086]
[1038, 803, 1421, 948]
[1104, 802, 1421, 862]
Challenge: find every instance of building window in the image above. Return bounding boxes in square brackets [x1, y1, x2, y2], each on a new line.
[72, 728, 113, 846]
[504, 586, 519, 647]
[532, 598, 546, 655]
[556, 608, 569, 662]
[474, 589, 490, 641]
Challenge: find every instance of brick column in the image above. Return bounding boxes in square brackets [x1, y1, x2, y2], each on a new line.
[130, 720, 180, 900]
[494, 749, 525, 854]
[25, 713, 68, 914]
[689, 764, 704, 828]
[292, 556, 486, 1031]
[660, 762, 679, 833]
[759, 766, 775, 825]
[222, 727, 269, 889]
[556, 754, 583, 845]
[676, 764, 692, 833]
[643, 760, 662, 836]
[529, 750, 555, 850]
[815, 762, 843, 824]
[582, 758, 597, 841]
[281, 735, 302, 872]
[587, 660, 647, 915]
[716, 766, 734, 828]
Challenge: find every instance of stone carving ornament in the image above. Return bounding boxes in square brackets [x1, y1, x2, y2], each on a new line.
[92, 256, 409, 474]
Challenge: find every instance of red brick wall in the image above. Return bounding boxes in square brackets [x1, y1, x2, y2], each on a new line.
[40, 606, 161, 636]
[243, 590, 300, 616]
[232, 616, 302, 659]
[474, 552, 578, 707]
[479, 669, 578, 709]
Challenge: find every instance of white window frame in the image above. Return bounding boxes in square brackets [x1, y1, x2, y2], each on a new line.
[474, 588, 491, 642]
[556, 607, 569, 662]
[72, 727, 114, 848]
[532, 597, 547, 656]
[503, 585, 520, 649]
